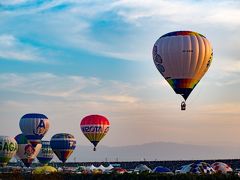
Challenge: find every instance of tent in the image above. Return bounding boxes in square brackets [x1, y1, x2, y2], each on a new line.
[134, 164, 152, 173]
[87, 164, 97, 171]
[211, 162, 233, 174]
[32, 165, 57, 174]
[97, 165, 106, 172]
[105, 164, 114, 170]
[153, 166, 172, 174]
[179, 162, 215, 174]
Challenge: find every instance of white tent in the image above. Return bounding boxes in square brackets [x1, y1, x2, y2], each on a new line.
[97, 165, 106, 171]
[105, 164, 114, 170]
[86, 164, 97, 172]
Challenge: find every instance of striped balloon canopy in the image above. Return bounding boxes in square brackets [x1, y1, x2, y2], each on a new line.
[19, 113, 50, 147]
[80, 115, 110, 151]
[153, 31, 213, 108]
[37, 141, 54, 165]
[0, 136, 18, 167]
[15, 134, 42, 167]
[50, 133, 76, 163]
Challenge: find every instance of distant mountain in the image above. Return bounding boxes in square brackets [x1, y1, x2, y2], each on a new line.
[53, 142, 240, 162]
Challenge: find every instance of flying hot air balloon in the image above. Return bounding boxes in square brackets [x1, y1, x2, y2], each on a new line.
[153, 31, 213, 110]
[0, 136, 18, 167]
[15, 134, 42, 167]
[50, 133, 76, 163]
[37, 141, 54, 165]
[80, 115, 110, 151]
[19, 113, 49, 147]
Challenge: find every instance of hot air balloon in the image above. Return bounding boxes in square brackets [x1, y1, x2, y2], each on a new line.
[153, 31, 213, 110]
[37, 141, 54, 165]
[50, 133, 76, 163]
[0, 136, 18, 167]
[15, 134, 42, 167]
[80, 115, 110, 151]
[19, 113, 49, 146]
[211, 162, 233, 174]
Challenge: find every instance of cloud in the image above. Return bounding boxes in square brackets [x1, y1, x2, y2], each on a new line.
[0, 0, 31, 5]
[1, 0, 240, 63]
[0, 34, 46, 62]
[0, 73, 139, 103]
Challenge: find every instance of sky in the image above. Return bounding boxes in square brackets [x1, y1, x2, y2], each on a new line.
[0, 0, 240, 155]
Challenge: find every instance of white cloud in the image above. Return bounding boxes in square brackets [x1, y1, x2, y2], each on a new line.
[1, 0, 240, 63]
[0, 0, 31, 5]
[0, 73, 139, 103]
[0, 34, 45, 62]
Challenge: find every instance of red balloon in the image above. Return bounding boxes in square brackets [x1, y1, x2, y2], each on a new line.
[80, 115, 110, 151]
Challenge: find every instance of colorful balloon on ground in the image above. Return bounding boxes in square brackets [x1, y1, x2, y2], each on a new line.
[153, 31, 213, 108]
[0, 136, 18, 167]
[50, 133, 76, 163]
[15, 134, 42, 167]
[179, 162, 215, 174]
[211, 162, 233, 174]
[19, 113, 49, 147]
[80, 114, 110, 151]
[37, 141, 54, 165]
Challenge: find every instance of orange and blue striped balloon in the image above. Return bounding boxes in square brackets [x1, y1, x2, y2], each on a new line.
[50, 133, 76, 163]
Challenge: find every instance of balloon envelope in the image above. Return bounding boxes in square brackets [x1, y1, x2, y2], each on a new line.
[50, 133, 76, 163]
[15, 134, 41, 167]
[37, 141, 54, 165]
[19, 113, 49, 147]
[80, 115, 110, 151]
[32, 165, 57, 174]
[0, 136, 18, 167]
[211, 162, 233, 174]
[179, 162, 215, 174]
[153, 31, 213, 100]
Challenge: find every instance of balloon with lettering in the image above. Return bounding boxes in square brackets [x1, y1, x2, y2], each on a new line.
[0, 136, 18, 167]
[19, 113, 49, 147]
[80, 115, 110, 151]
[15, 134, 42, 167]
[37, 141, 54, 165]
[153, 31, 213, 108]
[50, 133, 76, 163]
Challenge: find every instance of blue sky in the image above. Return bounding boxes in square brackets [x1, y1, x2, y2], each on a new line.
[0, 0, 240, 154]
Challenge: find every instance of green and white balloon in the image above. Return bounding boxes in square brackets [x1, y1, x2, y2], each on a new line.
[0, 136, 18, 167]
